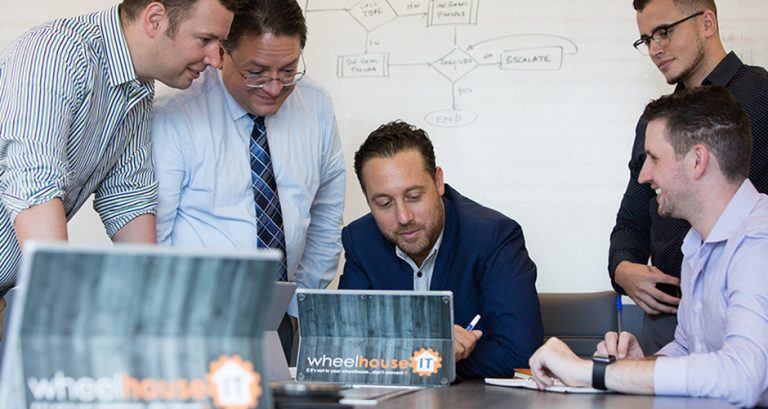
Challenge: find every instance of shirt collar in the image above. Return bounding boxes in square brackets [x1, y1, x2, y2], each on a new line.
[675, 52, 743, 91]
[99, 6, 140, 87]
[395, 228, 445, 270]
[682, 179, 761, 253]
[218, 69, 251, 122]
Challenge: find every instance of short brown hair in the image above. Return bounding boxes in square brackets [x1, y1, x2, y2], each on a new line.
[633, 0, 717, 14]
[120, 0, 239, 36]
[642, 86, 752, 182]
[222, 0, 307, 52]
[354, 121, 438, 191]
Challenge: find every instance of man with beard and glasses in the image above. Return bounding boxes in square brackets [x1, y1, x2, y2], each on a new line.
[339, 121, 543, 378]
[608, 0, 768, 353]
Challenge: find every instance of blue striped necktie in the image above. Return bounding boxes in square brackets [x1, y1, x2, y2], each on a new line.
[249, 115, 288, 281]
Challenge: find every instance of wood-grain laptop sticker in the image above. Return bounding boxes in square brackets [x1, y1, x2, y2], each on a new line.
[0, 244, 281, 409]
[296, 290, 455, 386]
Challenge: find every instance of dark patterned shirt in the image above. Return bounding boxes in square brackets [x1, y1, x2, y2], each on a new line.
[609, 52, 768, 294]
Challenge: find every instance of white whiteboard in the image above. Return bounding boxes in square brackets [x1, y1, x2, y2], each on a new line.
[2, 0, 767, 292]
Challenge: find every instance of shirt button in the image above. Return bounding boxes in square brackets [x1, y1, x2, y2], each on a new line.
[695, 303, 702, 312]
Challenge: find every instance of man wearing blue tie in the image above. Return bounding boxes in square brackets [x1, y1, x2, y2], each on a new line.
[339, 121, 543, 378]
[151, 0, 345, 358]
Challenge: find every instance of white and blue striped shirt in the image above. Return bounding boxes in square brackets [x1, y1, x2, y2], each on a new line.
[0, 7, 158, 292]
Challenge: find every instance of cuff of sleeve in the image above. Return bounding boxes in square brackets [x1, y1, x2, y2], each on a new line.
[1, 185, 65, 223]
[654, 356, 689, 396]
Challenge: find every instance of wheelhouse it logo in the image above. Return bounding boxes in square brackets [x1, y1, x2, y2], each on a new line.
[207, 355, 263, 409]
[24, 354, 263, 407]
[410, 348, 442, 377]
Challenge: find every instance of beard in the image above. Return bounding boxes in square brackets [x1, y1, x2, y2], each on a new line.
[666, 35, 706, 85]
[385, 203, 445, 264]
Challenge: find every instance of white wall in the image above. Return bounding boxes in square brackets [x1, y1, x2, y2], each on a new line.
[2, 0, 767, 292]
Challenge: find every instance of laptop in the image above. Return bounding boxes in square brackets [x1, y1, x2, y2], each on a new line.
[263, 281, 296, 381]
[0, 242, 281, 409]
[295, 289, 455, 387]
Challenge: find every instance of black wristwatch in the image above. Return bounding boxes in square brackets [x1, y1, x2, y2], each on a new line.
[591, 354, 616, 390]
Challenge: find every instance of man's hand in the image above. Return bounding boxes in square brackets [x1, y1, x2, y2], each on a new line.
[529, 337, 591, 389]
[454, 325, 482, 362]
[614, 261, 680, 314]
[595, 331, 644, 360]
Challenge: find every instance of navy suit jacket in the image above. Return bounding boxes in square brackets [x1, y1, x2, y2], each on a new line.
[339, 185, 544, 378]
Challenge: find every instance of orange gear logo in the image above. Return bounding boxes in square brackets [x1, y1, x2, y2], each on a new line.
[410, 348, 442, 377]
[206, 355, 262, 409]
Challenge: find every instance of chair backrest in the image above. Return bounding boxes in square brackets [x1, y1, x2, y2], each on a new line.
[538, 291, 618, 357]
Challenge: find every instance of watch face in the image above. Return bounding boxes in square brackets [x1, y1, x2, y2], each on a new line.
[593, 354, 616, 364]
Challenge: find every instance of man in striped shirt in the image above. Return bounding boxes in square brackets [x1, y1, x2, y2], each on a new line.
[0, 0, 236, 330]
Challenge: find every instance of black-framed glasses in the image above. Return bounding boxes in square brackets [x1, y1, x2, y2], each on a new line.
[236, 53, 306, 88]
[633, 11, 704, 55]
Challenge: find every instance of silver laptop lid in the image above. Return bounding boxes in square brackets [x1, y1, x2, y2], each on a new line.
[0, 242, 280, 408]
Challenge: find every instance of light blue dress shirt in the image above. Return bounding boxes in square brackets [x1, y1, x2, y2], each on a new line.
[151, 68, 345, 315]
[654, 180, 768, 407]
[395, 230, 443, 291]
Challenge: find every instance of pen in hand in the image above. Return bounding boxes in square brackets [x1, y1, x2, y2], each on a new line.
[465, 314, 481, 331]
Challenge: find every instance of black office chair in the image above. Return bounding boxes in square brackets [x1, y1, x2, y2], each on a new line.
[538, 291, 618, 357]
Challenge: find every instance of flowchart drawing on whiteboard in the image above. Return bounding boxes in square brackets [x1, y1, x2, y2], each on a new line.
[305, 0, 578, 127]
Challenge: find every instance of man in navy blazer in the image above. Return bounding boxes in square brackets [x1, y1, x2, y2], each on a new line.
[339, 121, 544, 378]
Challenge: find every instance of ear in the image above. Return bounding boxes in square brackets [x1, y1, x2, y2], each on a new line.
[700, 10, 718, 38]
[142, 2, 168, 39]
[435, 167, 445, 197]
[689, 144, 710, 180]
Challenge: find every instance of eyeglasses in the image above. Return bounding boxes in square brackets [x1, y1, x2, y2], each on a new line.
[235, 53, 306, 88]
[633, 11, 704, 55]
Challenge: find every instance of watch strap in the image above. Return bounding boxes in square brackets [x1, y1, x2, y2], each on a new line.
[592, 360, 608, 390]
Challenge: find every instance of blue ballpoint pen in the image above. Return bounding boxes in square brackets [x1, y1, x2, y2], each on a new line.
[466, 314, 481, 331]
[616, 294, 623, 333]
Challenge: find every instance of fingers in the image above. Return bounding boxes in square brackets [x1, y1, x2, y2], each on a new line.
[635, 297, 661, 315]
[471, 330, 483, 340]
[646, 286, 681, 306]
[617, 332, 632, 359]
[602, 331, 619, 356]
[454, 326, 477, 361]
[617, 331, 645, 359]
[597, 331, 642, 360]
[595, 340, 608, 356]
[648, 266, 681, 286]
[529, 352, 553, 389]
[640, 292, 678, 314]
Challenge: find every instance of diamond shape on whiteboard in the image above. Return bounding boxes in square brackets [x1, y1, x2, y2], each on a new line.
[349, 0, 397, 31]
[431, 48, 478, 82]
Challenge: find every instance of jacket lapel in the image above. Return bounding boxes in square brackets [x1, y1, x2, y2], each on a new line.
[430, 187, 459, 291]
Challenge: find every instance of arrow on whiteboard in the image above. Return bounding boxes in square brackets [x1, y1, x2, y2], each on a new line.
[466, 33, 578, 55]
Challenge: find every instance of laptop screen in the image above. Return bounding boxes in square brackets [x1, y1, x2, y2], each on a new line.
[0, 243, 280, 409]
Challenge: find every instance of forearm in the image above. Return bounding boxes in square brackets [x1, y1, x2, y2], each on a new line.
[13, 199, 68, 245]
[112, 214, 156, 244]
[605, 358, 657, 395]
